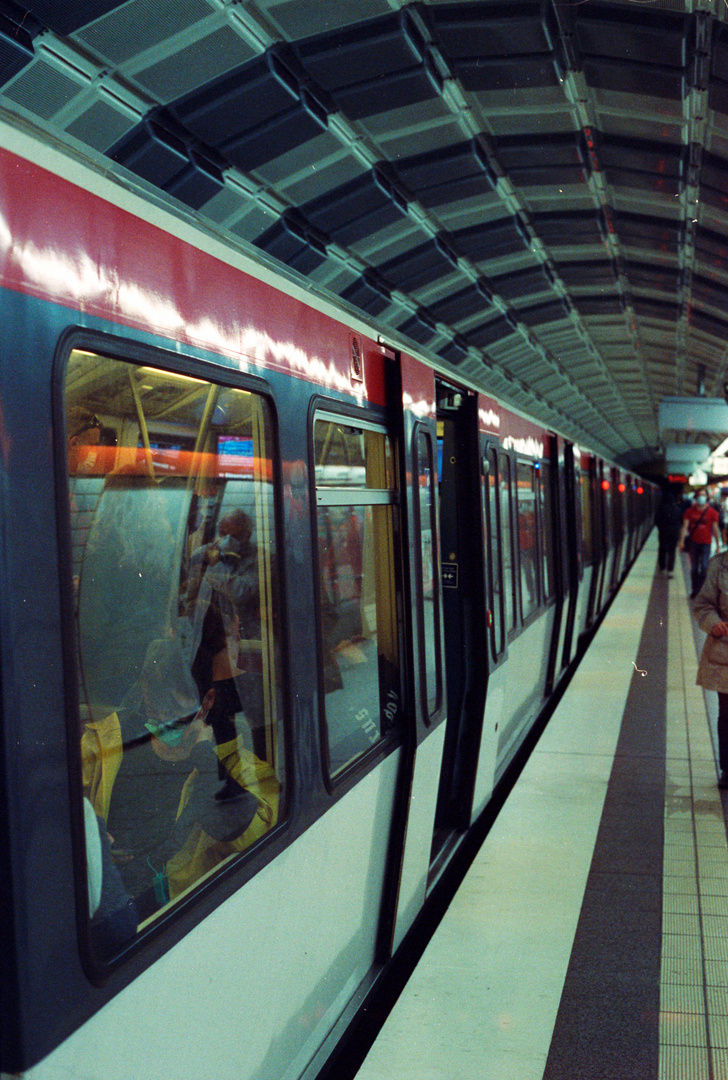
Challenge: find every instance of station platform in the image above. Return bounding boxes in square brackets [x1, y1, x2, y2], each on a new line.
[355, 534, 728, 1080]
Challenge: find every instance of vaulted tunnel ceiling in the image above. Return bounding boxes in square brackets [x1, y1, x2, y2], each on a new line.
[4, 0, 728, 473]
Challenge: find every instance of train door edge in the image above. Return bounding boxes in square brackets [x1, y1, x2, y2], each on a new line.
[380, 349, 447, 953]
[429, 380, 488, 877]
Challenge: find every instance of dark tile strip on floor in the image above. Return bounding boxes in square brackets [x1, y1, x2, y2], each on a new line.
[542, 573, 668, 1080]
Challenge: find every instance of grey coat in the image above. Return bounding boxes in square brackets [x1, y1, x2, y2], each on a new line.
[694, 551, 728, 693]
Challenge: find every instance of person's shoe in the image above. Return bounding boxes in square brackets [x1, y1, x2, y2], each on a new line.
[718, 772, 728, 789]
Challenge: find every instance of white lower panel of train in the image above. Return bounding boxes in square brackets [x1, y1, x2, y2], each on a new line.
[17, 752, 401, 1080]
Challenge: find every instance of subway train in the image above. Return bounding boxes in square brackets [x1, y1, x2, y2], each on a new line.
[0, 110, 656, 1080]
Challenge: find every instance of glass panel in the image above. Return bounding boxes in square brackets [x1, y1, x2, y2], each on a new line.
[499, 453, 516, 632]
[416, 430, 441, 717]
[580, 472, 593, 565]
[540, 461, 555, 601]
[67, 349, 284, 958]
[516, 461, 539, 619]
[486, 449, 504, 657]
[318, 503, 401, 774]
[314, 419, 395, 490]
[315, 417, 401, 776]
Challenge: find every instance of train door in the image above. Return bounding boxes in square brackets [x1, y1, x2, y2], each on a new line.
[430, 380, 487, 873]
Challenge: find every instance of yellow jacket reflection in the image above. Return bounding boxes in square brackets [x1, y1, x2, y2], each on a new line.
[81, 710, 280, 902]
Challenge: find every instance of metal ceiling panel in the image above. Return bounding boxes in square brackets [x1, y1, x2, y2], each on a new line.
[6, 0, 728, 470]
[23, 0, 125, 38]
[3, 59, 81, 119]
[132, 27, 255, 104]
[74, 0, 212, 65]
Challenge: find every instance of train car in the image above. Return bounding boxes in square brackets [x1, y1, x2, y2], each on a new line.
[0, 112, 656, 1080]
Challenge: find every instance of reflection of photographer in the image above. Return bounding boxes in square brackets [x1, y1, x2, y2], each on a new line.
[187, 510, 266, 763]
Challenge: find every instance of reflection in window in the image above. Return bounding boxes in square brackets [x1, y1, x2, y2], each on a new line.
[66, 349, 284, 958]
[498, 453, 515, 632]
[516, 461, 539, 620]
[416, 429, 441, 718]
[580, 472, 594, 564]
[314, 417, 401, 776]
[540, 461, 556, 601]
[485, 448, 504, 658]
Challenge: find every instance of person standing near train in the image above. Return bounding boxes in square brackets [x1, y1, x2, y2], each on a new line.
[679, 489, 722, 597]
[654, 489, 683, 577]
[693, 552, 728, 788]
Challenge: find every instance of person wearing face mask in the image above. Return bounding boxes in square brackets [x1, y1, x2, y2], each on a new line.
[680, 489, 722, 597]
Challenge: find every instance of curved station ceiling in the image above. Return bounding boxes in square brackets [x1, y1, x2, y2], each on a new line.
[3, 0, 728, 475]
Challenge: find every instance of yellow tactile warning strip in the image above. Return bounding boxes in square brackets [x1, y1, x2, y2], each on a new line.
[660, 572, 728, 1080]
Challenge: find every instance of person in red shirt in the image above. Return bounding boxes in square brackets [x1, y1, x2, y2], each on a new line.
[679, 489, 722, 597]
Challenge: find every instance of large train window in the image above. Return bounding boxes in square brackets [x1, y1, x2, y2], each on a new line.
[314, 414, 401, 777]
[65, 349, 284, 960]
[516, 460, 539, 620]
[416, 428, 442, 720]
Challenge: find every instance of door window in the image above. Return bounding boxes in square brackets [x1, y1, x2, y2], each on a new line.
[416, 428, 442, 719]
[314, 415, 402, 777]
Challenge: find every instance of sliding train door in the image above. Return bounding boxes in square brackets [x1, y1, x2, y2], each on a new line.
[387, 362, 487, 947]
[429, 380, 488, 876]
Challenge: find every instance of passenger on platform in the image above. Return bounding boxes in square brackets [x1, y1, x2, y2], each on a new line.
[679, 489, 722, 597]
[654, 490, 683, 577]
[693, 551, 728, 788]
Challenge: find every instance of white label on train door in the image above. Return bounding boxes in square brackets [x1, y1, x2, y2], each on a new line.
[441, 562, 458, 588]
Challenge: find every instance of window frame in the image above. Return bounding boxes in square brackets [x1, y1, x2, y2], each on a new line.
[515, 457, 542, 624]
[309, 402, 404, 789]
[413, 422, 443, 724]
[56, 328, 292, 976]
[497, 449, 518, 640]
[482, 442, 507, 665]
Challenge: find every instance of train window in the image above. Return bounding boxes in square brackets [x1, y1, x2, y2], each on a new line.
[516, 461, 539, 620]
[498, 452, 516, 632]
[485, 447, 505, 658]
[416, 428, 442, 719]
[580, 471, 594, 565]
[314, 415, 401, 777]
[539, 461, 556, 601]
[65, 349, 284, 959]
